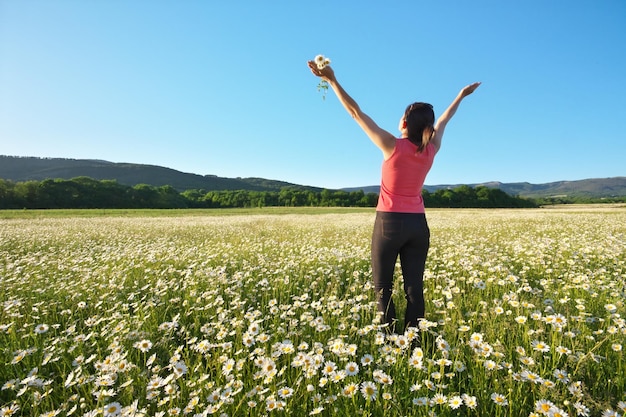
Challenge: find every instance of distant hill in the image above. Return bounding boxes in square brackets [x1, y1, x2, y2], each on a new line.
[0, 155, 322, 192]
[345, 177, 626, 199]
[1, 155, 624, 198]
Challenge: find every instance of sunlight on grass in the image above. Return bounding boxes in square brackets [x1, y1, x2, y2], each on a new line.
[1, 208, 624, 416]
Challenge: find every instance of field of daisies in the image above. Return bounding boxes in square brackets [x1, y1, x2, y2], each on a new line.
[1, 207, 625, 417]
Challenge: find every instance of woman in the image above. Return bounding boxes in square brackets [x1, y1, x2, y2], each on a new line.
[308, 60, 480, 333]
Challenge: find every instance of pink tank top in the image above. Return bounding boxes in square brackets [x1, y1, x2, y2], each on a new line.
[376, 139, 436, 213]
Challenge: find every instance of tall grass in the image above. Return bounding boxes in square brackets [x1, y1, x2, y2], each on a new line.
[1, 208, 624, 416]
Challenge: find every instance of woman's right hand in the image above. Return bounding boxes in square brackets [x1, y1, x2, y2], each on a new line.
[460, 82, 481, 98]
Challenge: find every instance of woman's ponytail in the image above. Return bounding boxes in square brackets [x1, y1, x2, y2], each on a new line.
[404, 102, 435, 153]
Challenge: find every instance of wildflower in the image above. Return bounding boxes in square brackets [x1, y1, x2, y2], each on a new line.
[133, 339, 152, 353]
[277, 386, 293, 399]
[314, 55, 326, 69]
[553, 369, 570, 384]
[521, 370, 544, 384]
[431, 393, 447, 406]
[222, 359, 235, 376]
[260, 357, 277, 378]
[550, 407, 569, 417]
[435, 336, 450, 352]
[491, 392, 508, 406]
[604, 304, 617, 313]
[395, 335, 410, 350]
[568, 381, 584, 397]
[573, 402, 590, 417]
[484, 360, 497, 371]
[612, 343, 622, 352]
[0, 404, 20, 417]
[531, 340, 550, 353]
[38, 411, 61, 417]
[265, 396, 280, 411]
[462, 394, 478, 409]
[556, 345, 572, 356]
[449, 395, 463, 409]
[373, 370, 393, 385]
[382, 392, 392, 400]
[207, 389, 220, 403]
[34, 324, 49, 334]
[542, 379, 556, 389]
[601, 410, 620, 417]
[342, 383, 358, 397]
[345, 362, 359, 376]
[310, 406, 324, 415]
[360, 354, 374, 366]
[322, 361, 336, 376]
[360, 381, 377, 400]
[454, 361, 466, 372]
[535, 399, 555, 414]
[103, 402, 122, 417]
[172, 361, 187, 377]
[10, 350, 28, 365]
[2, 380, 18, 391]
[312, 54, 331, 99]
[413, 397, 428, 406]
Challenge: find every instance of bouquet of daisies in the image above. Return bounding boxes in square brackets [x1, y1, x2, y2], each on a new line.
[314, 54, 331, 99]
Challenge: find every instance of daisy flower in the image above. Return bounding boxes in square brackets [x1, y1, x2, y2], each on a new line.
[360, 381, 377, 400]
[277, 387, 293, 399]
[413, 397, 428, 406]
[34, 324, 49, 334]
[314, 55, 326, 69]
[103, 402, 122, 417]
[345, 362, 359, 376]
[535, 399, 555, 414]
[431, 393, 447, 406]
[531, 340, 550, 353]
[0, 404, 20, 417]
[462, 394, 478, 409]
[491, 392, 508, 406]
[361, 354, 374, 366]
[574, 402, 590, 417]
[133, 339, 152, 353]
[449, 395, 463, 409]
[322, 361, 337, 376]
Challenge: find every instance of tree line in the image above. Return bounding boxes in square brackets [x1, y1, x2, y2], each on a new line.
[0, 177, 539, 209]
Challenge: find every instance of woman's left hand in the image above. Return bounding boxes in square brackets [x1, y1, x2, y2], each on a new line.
[307, 61, 335, 82]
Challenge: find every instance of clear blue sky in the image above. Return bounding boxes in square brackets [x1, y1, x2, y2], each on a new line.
[1, 1, 625, 189]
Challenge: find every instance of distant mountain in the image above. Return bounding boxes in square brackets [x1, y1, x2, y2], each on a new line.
[0, 155, 322, 192]
[344, 177, 626, 199]
[1, 155, 624, 198]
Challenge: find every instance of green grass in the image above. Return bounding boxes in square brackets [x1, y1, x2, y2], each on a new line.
[0, 206, 374, 219]
[1, 207, 624, 416]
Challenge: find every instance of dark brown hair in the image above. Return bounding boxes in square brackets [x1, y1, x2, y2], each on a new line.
[404, 102, 435, 153]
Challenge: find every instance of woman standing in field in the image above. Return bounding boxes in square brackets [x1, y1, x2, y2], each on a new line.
[308, 59, 480, 333]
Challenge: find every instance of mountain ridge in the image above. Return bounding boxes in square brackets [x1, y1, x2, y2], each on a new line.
[345, 177, 626, 199]
[1, 155, 624, 198]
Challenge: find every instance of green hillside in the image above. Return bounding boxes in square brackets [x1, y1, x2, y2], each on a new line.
[0, 156, 322, 192]
[2, 155, 624, 198]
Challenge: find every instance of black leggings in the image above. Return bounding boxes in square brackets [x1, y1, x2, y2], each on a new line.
[371, 211, 430, 331]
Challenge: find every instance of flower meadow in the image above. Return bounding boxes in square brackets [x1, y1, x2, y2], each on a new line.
[1, 207, 625, 417]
